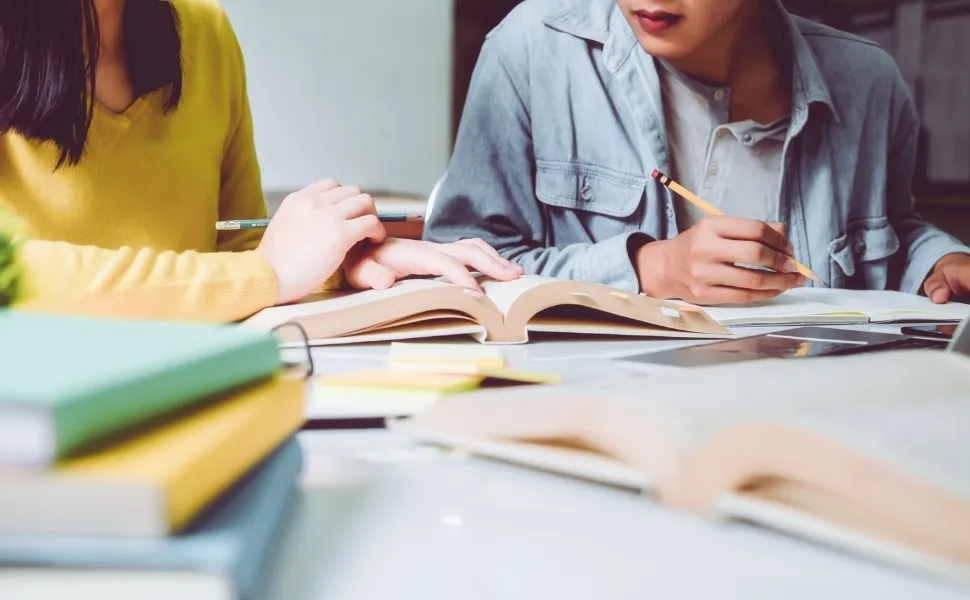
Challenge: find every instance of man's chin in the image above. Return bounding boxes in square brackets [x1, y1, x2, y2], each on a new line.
[633, 36, 697, 61]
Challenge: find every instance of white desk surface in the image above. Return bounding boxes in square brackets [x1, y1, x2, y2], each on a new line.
[303, 324, 918, 388]
[266, 326, 965, 599]
[264, 431, 965, 600]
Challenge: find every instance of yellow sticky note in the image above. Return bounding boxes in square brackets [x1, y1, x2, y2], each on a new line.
[316, 369, 483, 393]
[389, 342, 507, 372]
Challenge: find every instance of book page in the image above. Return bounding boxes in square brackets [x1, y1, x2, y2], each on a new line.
[718, 490, 970, 587]
[689, 288, 969, 326]
[839, 292, 970, 323]
[685, 289, 868, 326]
[396, 352, 970, 495]
[479, 275, 558, 316]
[392, 384, 668, 491]
[242, 279, 454, 332]
[787, 399, 970, 502]
[712, 399, 970, 584]
[601, 352, 970, 455]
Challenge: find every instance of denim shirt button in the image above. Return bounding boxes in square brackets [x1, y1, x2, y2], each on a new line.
[580, 183, 593, 201]
[853, 238, 867, 255]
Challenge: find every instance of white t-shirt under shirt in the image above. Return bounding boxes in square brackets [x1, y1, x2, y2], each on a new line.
[655, 58, 790, 231]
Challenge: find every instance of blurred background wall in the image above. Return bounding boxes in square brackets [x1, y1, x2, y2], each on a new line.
[222, 0, 454, 201]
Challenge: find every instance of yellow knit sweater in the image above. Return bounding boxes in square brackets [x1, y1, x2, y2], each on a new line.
[0, 0, 338, 323]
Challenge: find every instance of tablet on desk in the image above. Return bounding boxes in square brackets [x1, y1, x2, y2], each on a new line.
[615, 325, 954, 372]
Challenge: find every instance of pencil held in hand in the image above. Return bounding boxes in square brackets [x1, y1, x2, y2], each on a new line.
[651, 170, 824, 285]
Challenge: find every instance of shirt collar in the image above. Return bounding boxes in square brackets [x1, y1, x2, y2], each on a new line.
[541, 0, 638, 73]
[541, 0, 839, 123]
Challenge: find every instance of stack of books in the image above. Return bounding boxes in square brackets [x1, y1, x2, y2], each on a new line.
[0, 312, 306, 599]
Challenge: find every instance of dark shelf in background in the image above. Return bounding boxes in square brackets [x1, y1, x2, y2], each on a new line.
[452, 0, 524, 145]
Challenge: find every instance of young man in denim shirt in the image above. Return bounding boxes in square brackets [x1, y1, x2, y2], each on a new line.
[426, 0, 970, 305]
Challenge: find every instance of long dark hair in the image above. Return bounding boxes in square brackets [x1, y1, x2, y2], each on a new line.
[0, 0, 183, 167]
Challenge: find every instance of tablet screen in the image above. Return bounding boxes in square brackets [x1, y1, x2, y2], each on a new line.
[686, 335, 859, 358]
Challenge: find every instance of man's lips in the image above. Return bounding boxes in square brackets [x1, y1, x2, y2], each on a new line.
[634, 10, 683, 34]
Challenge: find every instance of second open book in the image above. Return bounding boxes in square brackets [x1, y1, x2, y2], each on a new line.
[243, 275, 730, 344]
[390, 350, 970, 587]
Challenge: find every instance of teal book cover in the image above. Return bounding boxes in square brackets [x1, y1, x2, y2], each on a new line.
[0, 437, 302, 600]
[0, 312, 281, 465]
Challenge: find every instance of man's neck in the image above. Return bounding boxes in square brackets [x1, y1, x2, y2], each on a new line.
[667, 1, 772, 84]
[667, 1, 790, 123]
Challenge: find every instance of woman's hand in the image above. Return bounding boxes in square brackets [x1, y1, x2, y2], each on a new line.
[257, 179, 385, 304]
[342, 238, 524, 292]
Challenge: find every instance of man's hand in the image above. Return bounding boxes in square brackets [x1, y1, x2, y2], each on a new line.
[923, 253, 970, 304]
[342, 238, 523, 292]
[635, 216, 805, 305]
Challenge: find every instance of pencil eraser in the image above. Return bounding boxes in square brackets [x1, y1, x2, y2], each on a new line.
[651, 169, 660, 179]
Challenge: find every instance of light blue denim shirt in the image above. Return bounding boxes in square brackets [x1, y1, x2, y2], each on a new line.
[425, 0, 969, 295]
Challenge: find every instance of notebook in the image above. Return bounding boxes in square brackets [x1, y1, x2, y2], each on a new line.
[391, 351, 970, 587]
[0, 312, 280, 467]
[242, 275, 731, 345]
[0, 438, 302, 600]
[687, 288, 970, 327]
[0, 377, 304, 537]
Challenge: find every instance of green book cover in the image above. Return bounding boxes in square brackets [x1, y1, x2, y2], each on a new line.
[0, 312, 282, 464]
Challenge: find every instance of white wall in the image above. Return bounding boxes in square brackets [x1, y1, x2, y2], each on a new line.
[222, 0, 454, 197]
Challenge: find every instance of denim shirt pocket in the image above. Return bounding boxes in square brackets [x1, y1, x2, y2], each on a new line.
[535, 160, 645, 245]
[828, 217, 900, 289]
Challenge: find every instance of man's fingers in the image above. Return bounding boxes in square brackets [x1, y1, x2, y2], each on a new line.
[334, 193, 377, 220]
[711, 217, 793, 254]
[704, 238, 794, 273]
[923, 271, 951, 304]
[697, 263, 804, 291]
[440, 242, 520, 281]
[346, 214, 386, 244]
[766, 222, 794, 255]
[344, 255, 397, 290]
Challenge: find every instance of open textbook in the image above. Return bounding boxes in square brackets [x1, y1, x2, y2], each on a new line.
[390, 350, 970, 586]
[688, 287, 970, 326]
[243, 275, 730, 345]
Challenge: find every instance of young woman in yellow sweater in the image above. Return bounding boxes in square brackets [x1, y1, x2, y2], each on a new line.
[0, 0, 520, 323]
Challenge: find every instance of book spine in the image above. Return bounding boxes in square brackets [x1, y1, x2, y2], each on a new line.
[232, 439, 303, 600]
[165, 378, 305, 532]
[53, 337, 281, 459]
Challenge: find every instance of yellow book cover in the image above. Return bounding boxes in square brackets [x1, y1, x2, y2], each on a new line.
[0, 376, 305, 537]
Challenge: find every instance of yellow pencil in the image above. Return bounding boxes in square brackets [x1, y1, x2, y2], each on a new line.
[651, 169, 825, 284]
